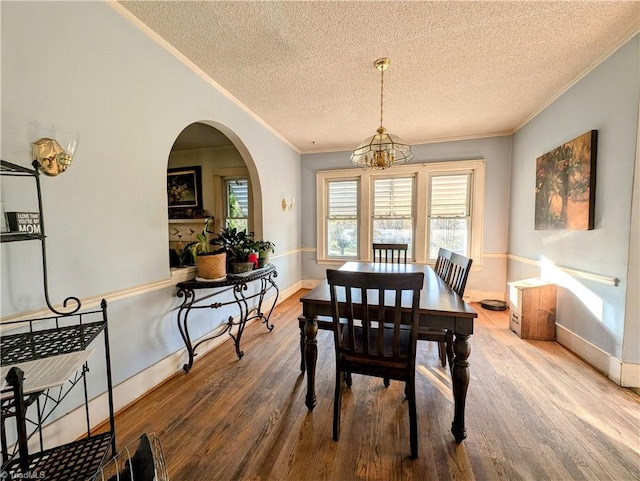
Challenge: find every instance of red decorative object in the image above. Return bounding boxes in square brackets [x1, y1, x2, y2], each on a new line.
[248, 252, 259, 268]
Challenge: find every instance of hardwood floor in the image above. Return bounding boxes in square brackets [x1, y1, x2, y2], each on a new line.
[108, 290, 640, 480]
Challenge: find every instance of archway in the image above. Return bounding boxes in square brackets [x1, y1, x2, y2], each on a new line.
[166, 121, 263, 268]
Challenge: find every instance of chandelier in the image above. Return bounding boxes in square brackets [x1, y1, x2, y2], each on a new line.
[350, 58, 414, 170]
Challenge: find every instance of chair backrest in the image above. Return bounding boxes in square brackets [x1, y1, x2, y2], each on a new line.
[372, 243, 408, 264]
[434, 247, 453, 281]
[446, 252, 473, 297]
[326, 269, 424, 378]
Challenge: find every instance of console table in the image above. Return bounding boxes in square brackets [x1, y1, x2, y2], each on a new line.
[176, 264, 279, 372]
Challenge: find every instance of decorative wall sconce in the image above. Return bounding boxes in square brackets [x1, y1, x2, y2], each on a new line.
[281, 196, 295, 211]
[32, 129, 78, 177]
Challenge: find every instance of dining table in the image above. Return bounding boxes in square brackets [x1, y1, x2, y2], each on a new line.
[299, 261, 477, 443]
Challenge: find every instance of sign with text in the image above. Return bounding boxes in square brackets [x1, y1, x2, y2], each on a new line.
[6, 212, 41, 234]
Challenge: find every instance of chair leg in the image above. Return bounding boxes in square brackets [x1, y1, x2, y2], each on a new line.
[407, 377, 418, 459]
[437, 341, 446, 368]
[383, 376, 390, 388]
[333, 369, 343, 441]
[345, 371, 352, 387]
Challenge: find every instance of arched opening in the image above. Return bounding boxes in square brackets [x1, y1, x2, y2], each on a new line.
[166, 121, 262, 268]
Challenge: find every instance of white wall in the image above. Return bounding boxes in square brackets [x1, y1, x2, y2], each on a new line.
[300, 135, 512, 300]
[508, 35, 639, 379]
[1, 0, 302, 441]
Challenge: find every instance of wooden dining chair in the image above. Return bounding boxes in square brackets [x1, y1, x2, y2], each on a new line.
[327, 268, 424, 459]
[419, 252, 473, 368]
[434, 247, 453, 281]
[420, 247, 454, 367]
[372, 243, 408, 264]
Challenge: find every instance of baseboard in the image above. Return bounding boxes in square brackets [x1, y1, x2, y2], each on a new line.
[26, 282, 302, 452]
[556, 323, 639, 388]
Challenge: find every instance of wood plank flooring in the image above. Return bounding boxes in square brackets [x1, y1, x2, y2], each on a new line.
[107, 290, 640, 480]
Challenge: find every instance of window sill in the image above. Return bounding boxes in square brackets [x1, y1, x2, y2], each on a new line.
[170, 266, 197, 283]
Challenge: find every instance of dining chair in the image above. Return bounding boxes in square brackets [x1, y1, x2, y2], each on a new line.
[327, 268, 424, 459]
[419, 252, 473, 368]
[434, 247, 453, 281]
[420, 247, 454, 367]
[372, 243, 408, 264]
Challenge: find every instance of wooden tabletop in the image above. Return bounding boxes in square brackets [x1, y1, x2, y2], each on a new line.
[301, 262, 477, 333]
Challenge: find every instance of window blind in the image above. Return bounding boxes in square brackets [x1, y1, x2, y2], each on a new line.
[430, 174, 470, 217]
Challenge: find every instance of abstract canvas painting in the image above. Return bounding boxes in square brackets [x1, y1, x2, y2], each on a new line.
[535, 130, 597, 230]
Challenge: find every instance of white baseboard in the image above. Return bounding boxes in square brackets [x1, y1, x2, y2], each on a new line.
[556, 323, 639, 388]
[28, 282, 302, 452]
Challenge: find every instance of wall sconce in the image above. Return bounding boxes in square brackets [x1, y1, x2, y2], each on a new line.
[32, 128, 78, 177]
[281, 196, 295, 211]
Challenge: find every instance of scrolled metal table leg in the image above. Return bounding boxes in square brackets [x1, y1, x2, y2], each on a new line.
[176, 288, 196, 373]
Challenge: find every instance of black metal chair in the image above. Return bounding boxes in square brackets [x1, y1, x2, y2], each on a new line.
[372, 243, 408, 264]
[327, 268, 424, 459]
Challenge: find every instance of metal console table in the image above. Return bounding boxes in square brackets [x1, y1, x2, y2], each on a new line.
[176, 263, 279, 372]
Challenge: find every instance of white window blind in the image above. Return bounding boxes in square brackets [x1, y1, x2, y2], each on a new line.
[373, 177, 413, 216]
[430, 174, 470, 217]
[372, 177, 414, 254]
[327, 180, 358, 257]
[428, 173, 471, 258]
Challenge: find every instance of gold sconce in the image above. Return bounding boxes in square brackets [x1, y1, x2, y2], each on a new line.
[281, 196, 295, 211]
[32, 127, 78, 177]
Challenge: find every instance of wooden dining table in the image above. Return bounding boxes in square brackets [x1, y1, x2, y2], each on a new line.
[299, 261, 477, 443]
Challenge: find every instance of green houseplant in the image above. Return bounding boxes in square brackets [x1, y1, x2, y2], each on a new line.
[186, 218, 227, 280]
[210, 226, 257, 274]
[254, 240, 275, 268]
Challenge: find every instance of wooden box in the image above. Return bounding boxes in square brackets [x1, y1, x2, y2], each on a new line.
[508, 279, 557, 340]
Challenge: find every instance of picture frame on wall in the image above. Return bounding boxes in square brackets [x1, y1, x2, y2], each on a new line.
[535, 130, 597, 230]
[167, 166, 203, 210]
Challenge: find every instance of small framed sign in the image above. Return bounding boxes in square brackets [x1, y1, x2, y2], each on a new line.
[6, 212, 41, 234]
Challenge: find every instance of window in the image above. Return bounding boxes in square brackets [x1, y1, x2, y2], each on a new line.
[372, 176, 414, 257]
[212, 167, 253, 234]
[326, 179, 359, 258]
[225, 178, 249, 231]
[316, 160, 484, 264]
[428, 173, 471, 258]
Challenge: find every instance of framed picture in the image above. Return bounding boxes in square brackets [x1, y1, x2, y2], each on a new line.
[167, 166, 203, 209]
[535, 130, 597, 230]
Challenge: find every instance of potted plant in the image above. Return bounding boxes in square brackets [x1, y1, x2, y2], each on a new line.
[210, 226, 256, 274]
[186, 218, 227, 280]
[254, 240, 275, 268]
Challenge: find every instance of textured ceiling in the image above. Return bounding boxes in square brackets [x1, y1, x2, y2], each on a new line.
[116, 1, 640, 153]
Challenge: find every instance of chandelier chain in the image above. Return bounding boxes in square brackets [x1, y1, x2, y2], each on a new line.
[379, 66, 384, 129]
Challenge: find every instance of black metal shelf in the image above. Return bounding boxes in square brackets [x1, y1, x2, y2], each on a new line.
[1, 321, 105, 365]
[0, 232, 44, 243]
[2, 432, 113, 481]
[1, 159, 116, 478]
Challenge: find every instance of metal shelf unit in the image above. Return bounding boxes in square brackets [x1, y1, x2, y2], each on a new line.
[1, 160, 116, 479]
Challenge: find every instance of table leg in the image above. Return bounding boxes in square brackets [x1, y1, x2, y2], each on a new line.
[451, 333, 470, 443]
[304, 316, 318, 410]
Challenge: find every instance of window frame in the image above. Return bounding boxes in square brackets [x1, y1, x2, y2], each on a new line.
[213, 167, 253, 234]
[316, 160, 485, 265]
